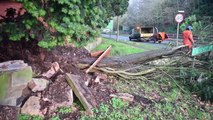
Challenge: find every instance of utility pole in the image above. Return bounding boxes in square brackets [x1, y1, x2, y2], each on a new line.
[116, 16, 119, 41]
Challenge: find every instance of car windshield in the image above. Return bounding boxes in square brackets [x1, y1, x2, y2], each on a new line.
[141, 28, 153, 33]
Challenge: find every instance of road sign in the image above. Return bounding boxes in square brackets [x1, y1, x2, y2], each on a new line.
[175, 13, 184, 46]
[175, 14, 184, 23]
[192, 44, 213, 56]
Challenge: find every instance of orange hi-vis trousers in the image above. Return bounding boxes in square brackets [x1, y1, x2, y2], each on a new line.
[182, 30, 194, 49]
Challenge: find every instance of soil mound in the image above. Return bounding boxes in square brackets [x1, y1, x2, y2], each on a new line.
[0, 40, 114, 119]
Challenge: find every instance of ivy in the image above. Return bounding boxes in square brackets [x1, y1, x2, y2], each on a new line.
[0, 0, 128, 48]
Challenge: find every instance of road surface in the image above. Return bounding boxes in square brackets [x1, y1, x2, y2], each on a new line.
[102, 34, 176, 49]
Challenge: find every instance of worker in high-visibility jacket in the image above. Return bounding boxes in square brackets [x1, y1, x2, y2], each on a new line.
[182, 26, 195, 52]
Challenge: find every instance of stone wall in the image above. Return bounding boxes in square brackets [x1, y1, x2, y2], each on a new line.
[0, 60, 32, 106]
[84, 37, 102, 52]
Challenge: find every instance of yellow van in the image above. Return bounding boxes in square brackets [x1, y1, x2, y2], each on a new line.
[129, 26, 168, 43]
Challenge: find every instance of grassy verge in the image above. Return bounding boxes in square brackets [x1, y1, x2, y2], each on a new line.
[81, 72, 212, 120]
[111, 77, 211, 119]
[93, 38, 146, 56]
[122, 40, 161, 50]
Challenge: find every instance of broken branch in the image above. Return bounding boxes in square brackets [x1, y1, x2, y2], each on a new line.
[86, 46, 111, 73]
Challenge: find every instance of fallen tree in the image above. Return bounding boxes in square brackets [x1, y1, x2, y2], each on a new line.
[79, 45, 187, 68]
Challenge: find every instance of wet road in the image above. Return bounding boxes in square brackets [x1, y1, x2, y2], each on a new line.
[102, 34, 176, 49]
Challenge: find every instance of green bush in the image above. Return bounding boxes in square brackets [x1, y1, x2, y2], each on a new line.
[0, 0, 128, 49]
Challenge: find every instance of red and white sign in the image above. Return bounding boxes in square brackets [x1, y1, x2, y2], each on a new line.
[175, 14, 184, 23]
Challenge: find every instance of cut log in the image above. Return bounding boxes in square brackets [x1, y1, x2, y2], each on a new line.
[79, 45, 187, 67]
[65, 73, 97, 116]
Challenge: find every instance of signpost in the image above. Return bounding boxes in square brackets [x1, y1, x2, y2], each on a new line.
[175, 13, 184, 46]
[192, 44, 213, 56]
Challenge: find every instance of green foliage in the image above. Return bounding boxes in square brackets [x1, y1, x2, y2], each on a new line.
[0, 0, 128, 48]
[110, 97, 128, 109]
[18, 114, 31, 120]
[192, 0, 213, 21]
[102, 0, 129, 17]
[178, 63, 213, 102]
[50, 116, 60, 120]
[18, 114, 43, 120]
[180, 15, 202, 34]
[81, 98, 144, 120]
[57, 106, 72, 114]
[180, 15, 213, 42]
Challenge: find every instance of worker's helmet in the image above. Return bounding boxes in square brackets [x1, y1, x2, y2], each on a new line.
[187, 26, 193, 31]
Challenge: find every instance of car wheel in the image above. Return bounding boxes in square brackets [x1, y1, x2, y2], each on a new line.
[149, 36, 156, 43]
[137, 38, 143, 41]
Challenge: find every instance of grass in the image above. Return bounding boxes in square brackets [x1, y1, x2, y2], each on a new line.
[93, 38, 146, 56]
[80, 78, 212, 120]
[57, 106, 72, 114]
[81, 98, 144, 120]
[122, 40, 161, 50]
[18, 114, 43, 120]
[50, 116, 60, 120]
[118, 63, 213, 119]
[107, 76, 212, 119]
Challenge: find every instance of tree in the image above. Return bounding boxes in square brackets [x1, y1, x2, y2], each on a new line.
[0, 0, 128, 48]
[103, 0, 129, 41]
[127, 0, 163, 27]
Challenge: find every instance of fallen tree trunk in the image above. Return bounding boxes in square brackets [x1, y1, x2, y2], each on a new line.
[79, 45, 187, 68]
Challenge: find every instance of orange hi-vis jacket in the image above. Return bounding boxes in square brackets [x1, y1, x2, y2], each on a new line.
[182, 30, 194, 49]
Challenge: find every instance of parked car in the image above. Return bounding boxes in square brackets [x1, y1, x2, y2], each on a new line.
[102, 28, 111, 34]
